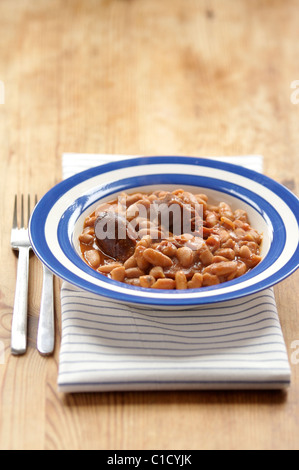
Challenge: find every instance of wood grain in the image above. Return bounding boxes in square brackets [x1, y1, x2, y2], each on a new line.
[0, 0, 299, 450]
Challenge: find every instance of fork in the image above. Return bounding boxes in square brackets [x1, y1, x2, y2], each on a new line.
[10, 194, 36, 355]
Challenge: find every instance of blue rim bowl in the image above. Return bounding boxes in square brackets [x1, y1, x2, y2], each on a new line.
[29, 156, 299, 307]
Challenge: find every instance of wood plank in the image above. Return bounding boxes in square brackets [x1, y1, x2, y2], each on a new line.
[0, 0, 299, 450]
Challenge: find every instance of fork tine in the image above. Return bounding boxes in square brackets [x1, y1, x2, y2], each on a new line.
[12, 194, 18, 229]
[27, 195, 31, 226]
[20, 194, 24, 228]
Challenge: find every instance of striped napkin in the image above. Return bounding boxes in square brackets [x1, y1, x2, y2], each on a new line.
[57, 154, 291, 393]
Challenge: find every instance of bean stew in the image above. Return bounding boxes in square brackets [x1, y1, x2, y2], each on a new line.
[79, 189, 263, 290]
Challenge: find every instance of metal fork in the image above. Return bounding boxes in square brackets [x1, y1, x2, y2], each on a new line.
[10, 194, 36, 355]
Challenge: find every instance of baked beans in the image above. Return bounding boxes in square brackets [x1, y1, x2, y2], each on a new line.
[79, 189, 263, 290]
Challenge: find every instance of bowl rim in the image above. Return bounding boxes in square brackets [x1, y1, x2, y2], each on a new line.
[29, 156, 299, 307]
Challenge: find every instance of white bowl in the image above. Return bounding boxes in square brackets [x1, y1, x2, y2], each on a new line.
[29, 156, 299, 307]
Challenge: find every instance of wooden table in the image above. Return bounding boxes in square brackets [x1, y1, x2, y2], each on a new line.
[0, 0, 299, 450]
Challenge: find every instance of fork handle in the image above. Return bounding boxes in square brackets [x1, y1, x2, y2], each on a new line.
[37, 265, 55, 356]
[11, 246, 30, 355]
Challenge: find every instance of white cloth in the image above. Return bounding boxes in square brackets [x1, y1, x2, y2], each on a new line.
[58, 154, 291, 393]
